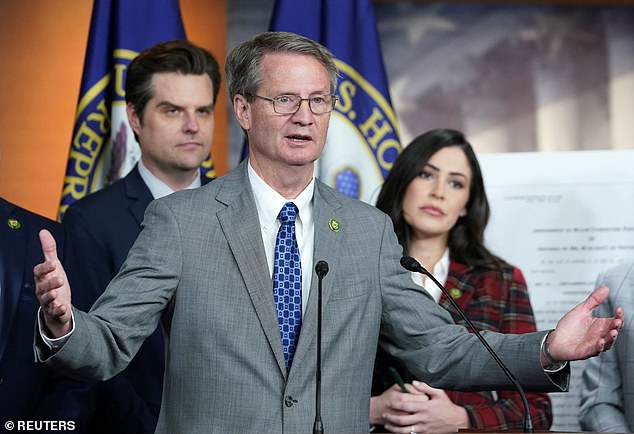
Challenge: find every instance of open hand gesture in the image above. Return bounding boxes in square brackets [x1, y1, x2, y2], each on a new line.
[34, 229, 73, 337]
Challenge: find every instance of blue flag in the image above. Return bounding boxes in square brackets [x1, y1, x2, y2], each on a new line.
[59, 0, 215, 219]
[270, 0, 401, 203]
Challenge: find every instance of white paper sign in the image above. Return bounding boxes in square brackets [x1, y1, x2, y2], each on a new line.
[480, 149, 634, 431]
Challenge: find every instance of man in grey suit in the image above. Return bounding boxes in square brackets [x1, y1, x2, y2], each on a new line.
[34, 31, 623, 434]
[580, 262, 634, 432]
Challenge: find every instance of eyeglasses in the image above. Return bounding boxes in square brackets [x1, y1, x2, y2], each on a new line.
[249, 93, 337, 115]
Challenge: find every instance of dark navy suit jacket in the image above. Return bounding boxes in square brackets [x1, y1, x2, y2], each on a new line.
[0, 197, 92, 429]
[62, 166, 211, 433]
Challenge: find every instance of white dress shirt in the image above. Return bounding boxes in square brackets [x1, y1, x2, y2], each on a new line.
[137, 158, 201, 199]
[410, 248, 450, 303]
[248, 162, 315, 314]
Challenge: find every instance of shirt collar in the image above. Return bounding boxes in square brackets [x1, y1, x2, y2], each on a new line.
[411, 247, 450, 303]
[137, 158, 201, 199]
[247, 160, 314, 226]
[434, 247, 450, 284]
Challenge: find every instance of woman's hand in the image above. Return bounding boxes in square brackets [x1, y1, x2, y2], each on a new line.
[378, 381, 470, 433]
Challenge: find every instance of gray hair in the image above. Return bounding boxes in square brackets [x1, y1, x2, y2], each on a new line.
[225, 31, 338, 104]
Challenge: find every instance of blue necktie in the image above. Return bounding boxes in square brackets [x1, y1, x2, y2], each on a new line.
[273, 202, 302, 369]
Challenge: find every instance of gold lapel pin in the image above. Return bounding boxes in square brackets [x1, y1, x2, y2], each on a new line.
[328, 218, 340, 232]
[449, 288, 462, 299]
[7, 218, 21, 229]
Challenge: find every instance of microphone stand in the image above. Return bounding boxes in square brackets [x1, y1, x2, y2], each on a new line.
[400, 256, 535, 433]
[313, 260, 329, 434]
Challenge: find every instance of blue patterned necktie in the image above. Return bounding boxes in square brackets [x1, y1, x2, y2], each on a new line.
[273, 202, 302, 369]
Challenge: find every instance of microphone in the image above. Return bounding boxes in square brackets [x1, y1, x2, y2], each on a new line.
[315, 260, 329, 279]
[313, 260, 329, 434]
[400, 256, 535, 433]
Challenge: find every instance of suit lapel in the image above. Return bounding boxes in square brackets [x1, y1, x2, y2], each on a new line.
[215, 164, 288, 375]
[0, 201, 28, 361]
[126, 166, 212, 227]
[213, 172, 346, 378]
[289, 182, 343, 377]
[442, 261, 475, 311]
[124, 166, 154, 227]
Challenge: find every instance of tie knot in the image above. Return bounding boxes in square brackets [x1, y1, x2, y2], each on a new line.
[279, 202, 298, 224]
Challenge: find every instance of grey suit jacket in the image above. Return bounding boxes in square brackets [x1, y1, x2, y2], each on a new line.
[36, 162, 566, 433]
[579, 262, 634, 432]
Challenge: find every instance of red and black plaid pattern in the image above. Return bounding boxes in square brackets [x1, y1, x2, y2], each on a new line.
[441, 261, 553, 431]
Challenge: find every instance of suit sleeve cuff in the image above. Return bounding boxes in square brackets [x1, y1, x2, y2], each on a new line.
[541, 330, 568, 372]
[37, 307, 75, 351]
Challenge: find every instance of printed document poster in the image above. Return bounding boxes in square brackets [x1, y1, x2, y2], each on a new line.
[479, 149, 634, 431]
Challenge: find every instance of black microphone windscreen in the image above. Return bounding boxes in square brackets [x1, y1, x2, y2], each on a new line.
[400, 256, 423, 273]
[315, 260, 329, 278]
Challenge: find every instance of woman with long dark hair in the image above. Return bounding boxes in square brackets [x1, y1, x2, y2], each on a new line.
[370, 128, 552, 433]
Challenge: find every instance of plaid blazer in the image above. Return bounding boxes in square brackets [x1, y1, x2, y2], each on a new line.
[440, 260, 552, 430]
[373, 259, 553, 431]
